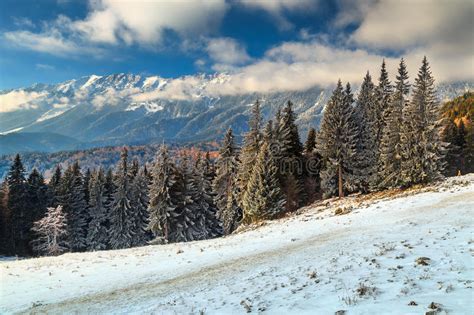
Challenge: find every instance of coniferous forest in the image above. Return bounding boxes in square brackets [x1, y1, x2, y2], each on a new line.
[1, 57, 472, 257]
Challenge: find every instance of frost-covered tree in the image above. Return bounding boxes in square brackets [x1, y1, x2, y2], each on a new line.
[353, 72, 378, 192]
[109, 148, 135, 249]
[379, 58, 410, 188]
[275, 101, 306, 210]
[130, 167, 150, 246]
[147, 145, 182, 242]
[401, 57, 446, 185]
[86, 169, 109, 250]
[213, 128, 241, 235]
[241, 141, 286, 223]
[194, 154, 222, 238]
[317, 81, 358, 198]
[238, 100, 263, 200]
[31, 205, 68, 256]
[60, 162, 88, 252]
[83, 168, 91, 205]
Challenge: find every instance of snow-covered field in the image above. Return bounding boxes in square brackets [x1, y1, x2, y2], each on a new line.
[1, 175, 473, 314]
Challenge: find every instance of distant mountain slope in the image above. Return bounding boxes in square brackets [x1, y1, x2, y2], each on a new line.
[0, 73, 472, 152]
[0, 132, 81, 156]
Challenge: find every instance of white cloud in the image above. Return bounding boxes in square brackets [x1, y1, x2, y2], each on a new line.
[72, 0, 228, 46]
[91, 87, 141, 108]
[0, 90, 46, 113]
[132, 76, 203, 101]
[36, 63, 56, 70]
[206, 38, 252, 71]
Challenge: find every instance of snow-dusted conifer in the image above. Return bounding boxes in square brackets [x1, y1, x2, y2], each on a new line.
[401, 57, 446, 185]
[213, 128, 241, 235]
[109, 148, 135, 249]
[31, 205, 68, 256]
[241, 141, 286, 223]
[317, 80, 358, 198]
[379, 58, 410, 188]
[147, 145, 181, 242]
[353, 72, 378, 192]
[130, 167, 150, 246]
[86, 169, 109, 250]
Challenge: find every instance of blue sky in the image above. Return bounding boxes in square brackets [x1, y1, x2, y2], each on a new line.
[0, 0, 472, 91]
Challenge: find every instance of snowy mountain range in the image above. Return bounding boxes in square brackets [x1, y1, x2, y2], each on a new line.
[0, 73, 472, 155]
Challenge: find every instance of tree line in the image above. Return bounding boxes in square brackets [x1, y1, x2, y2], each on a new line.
[0, 57, 468, 257]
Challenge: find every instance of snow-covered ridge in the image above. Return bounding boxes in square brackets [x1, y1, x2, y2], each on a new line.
[1, 174, 473, 314]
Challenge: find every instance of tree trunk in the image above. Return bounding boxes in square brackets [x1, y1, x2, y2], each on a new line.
[338, 163, 344, 198]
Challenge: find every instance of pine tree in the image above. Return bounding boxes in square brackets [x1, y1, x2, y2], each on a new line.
[109, 148, 135, 249]
[379, 59, 410, 188]
[7, 154, 30, 256]
[241, 141, 286, 223]
[194, 154, 222, 238]
[0, 181, 12, 255]
[31, 206, 68, 256]
[374, 60, 394, 184]
[213, 128, 242, 235]
[317, 81, 358, 198]
[238, 100, 263, 200]
[60, 162, 88, 252]
[304, 127, 317, 155]
[130, 167, 150, 246]
[83, 168, 91, 205]
[147, 145, 182, 242]
[48, 165, 62, 207]
[463, 122, 474, 174]
[276, 100, 306, 210]
[401, 57, 446, 185]
[86, 169, 109, 250]
[353, 72, 378, 192]
[27, 169, 48, 224]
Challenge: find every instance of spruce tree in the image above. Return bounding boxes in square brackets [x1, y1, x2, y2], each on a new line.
[353, 72, 378, 192]
[130, 167, 150, 246]
[194, 153, 222, 238]
[86, 169, 109, 250]
[31, 205, 68, 256]
[276, 100, 306, 210]
[379, 59, 410, 188]
[47, 165, 62, 207]
[109, 148, 135, 249]
[27, 169, 48, 225]
[401, 57, 445, 185]
[147, 145, 182, 242]
[7, 154, 30, 256]
[213, 128, 242, 235]
[317, 80, 358, 198]
[241, 141, 286, 223]
[60, 162, 88, 252]
[304, 127, 317, 155]
[238, 100, 263, 201]
[83, 168, 91, 205]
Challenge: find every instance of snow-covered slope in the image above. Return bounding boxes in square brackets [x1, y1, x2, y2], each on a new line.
[1, 175, 473, 314]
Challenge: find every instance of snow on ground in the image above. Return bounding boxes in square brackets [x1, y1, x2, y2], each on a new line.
[1, 175, 473, 314]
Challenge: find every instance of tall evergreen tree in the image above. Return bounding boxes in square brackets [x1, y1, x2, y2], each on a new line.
[86, 169, 109, 250]
[31, 205, 68, 256]
[26, 169, 48, 235]
[60, 162, 88, 252]
[47, 165, 62, 207]
[238, 100, 263, 201]
[379, 59, 410, 188]
[109, 148, 135, 249]
[241, 141, 286, 223]
[194, 154, 222, 238]
[276, 100, 306, 210]
[400, 57, 445, 185]
[83, 168, 91, 205]
[7, 154, 30, 256]
[213, 128, 241, 235]
[303, 127, 317, 155]
[130, 167, 150, 246]
[353, 72, 378, 192]
[147, 145, 182, 242]
[317, 81, 358, 198]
